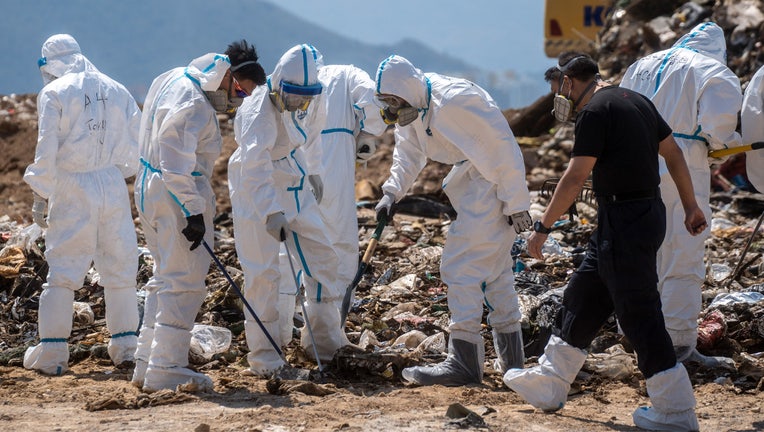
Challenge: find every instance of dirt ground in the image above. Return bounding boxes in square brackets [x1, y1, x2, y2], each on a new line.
[1, 357, 762, 432]
[1, 101, 764, 432]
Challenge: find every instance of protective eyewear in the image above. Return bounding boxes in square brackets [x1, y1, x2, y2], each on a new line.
[375, 94, 407, 110]
[279, 80, 322, 112]
[233, 77, 249, 98]
[281, 92, 313, 111]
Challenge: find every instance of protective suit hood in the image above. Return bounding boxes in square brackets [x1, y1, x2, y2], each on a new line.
[269, 44, 322, 92]
[39, 34, 97, 84]
[673, 21, 727, 64]
[184, 53, 231, 91]
[375, 55, 429, 109]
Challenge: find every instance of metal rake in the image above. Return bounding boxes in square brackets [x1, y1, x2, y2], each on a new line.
[538, 178, 596, 222]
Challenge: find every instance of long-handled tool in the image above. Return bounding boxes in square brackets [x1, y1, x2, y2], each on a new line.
[281, 231, 324, 373]
[201, 240, 285, 361]
[708, 141, 764, 159]
[724, 210, 764, 288]
[340, 213, 387, 328]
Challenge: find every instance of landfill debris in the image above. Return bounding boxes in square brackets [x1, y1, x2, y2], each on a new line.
[1, 0, 764, 399]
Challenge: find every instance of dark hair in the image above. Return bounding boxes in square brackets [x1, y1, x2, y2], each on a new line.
[225, 39, 266, 85]
[544, 51, 599, 83]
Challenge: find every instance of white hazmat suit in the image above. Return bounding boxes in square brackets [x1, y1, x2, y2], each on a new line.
[131, 53, 231, 392]
[23, 34, 140, 375]
[620, 22, 743, 359]
[743, 66, 764, 193]
[375, 55, 531, 385]
[228, 44, 349, 375]
[300, 58, 388, 298]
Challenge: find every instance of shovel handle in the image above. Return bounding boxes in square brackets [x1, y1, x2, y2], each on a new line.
[360, 214, 387, 264]
[340, 214, 388, 328]
[708, 141, 764, 159]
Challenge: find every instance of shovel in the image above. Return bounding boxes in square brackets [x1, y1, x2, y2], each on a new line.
[708, 141, 764, 159]
[340, 212, 387, 328]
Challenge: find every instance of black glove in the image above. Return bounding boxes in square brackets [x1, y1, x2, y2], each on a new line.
[181, 214, 205, 251]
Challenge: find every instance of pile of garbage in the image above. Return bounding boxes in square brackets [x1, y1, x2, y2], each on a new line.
[0, 0, 763, 396]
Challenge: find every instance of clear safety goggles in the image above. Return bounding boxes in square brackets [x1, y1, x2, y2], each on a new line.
[280, 81, 322, 112]
[374, 93, 408, 110]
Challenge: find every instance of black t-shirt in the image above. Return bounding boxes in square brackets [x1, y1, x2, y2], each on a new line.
[572, 86, 673, 196]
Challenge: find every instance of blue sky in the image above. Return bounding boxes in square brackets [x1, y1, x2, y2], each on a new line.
[278, 0, 556, 76]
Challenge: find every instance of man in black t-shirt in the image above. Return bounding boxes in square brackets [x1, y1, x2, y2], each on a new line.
[503, 52, 707, 432]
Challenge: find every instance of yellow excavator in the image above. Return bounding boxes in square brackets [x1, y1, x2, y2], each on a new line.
[544, 0, 612, 58]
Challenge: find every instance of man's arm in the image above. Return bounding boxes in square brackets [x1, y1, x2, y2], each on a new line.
[527, 156, 596, 259]
[659, 134, 707, 235]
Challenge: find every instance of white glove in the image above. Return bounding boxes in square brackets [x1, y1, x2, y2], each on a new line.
[355, 131, 377, 163]
[265, 212, 289, 242]
[707, 140, 734, 165]
[375, 192, 396, 223]
[32, 192, 48, 228]
[508, 210, 532, 234]
[308, 174, 323, 204]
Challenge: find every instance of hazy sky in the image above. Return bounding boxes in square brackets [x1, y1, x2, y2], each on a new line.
[277, 0, 556, 75]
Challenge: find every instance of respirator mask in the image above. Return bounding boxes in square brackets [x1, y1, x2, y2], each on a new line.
[552, 75, 576, 123]
[205, 73, 247, 114]
[205, 90, 243, 114]
[551, 55, 599, 124]
[375, 94, 418, 127]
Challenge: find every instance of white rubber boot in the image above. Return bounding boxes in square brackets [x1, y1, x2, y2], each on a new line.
[131, 288, 157, 388]
[503, 334, 587, 412]
[143, 324, 212, 393]
[104, 286, 139, 366]
[23, 287, 74, 376]
[300, 300, 350, 362]
[131, 359, 148, 388]
[632, 363, 699, 431]
[402, 337, 485, 386]
[244, 319, 286, 377]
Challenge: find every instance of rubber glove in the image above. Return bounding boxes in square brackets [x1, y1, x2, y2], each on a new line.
[32, 192, 48, 228]
[375, 192, 397, 224]
[508, 210, 532, 233]
[308, 174, 323, 204]
[266, 212, 289, 242]
[181, 214, 205, 250]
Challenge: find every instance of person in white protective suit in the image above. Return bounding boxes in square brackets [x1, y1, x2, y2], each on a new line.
[297, 49, 389, 322]
[131, 53, 241, 392]
[620, 21, 743, 363]
[226, 43, 351, 376]
[23, 34, 141, 375]
[742, 65, 764, 193]
[374, 55, 533, 386]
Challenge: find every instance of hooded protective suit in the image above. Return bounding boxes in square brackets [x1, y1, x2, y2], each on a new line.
[300, 52, 388, 291]
[620, 22, 743, 356]
[228, 44, 349, 375]
[131, 53, 230, 392]
[23, 34, 140, 375]
[376, 55, 530, 384]
[742, 66, 764, 193]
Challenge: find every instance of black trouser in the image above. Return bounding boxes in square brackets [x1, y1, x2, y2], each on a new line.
[554, 197, 676, 378]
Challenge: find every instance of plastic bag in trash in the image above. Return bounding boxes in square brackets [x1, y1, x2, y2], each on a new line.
[190, 324, 232, 359]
